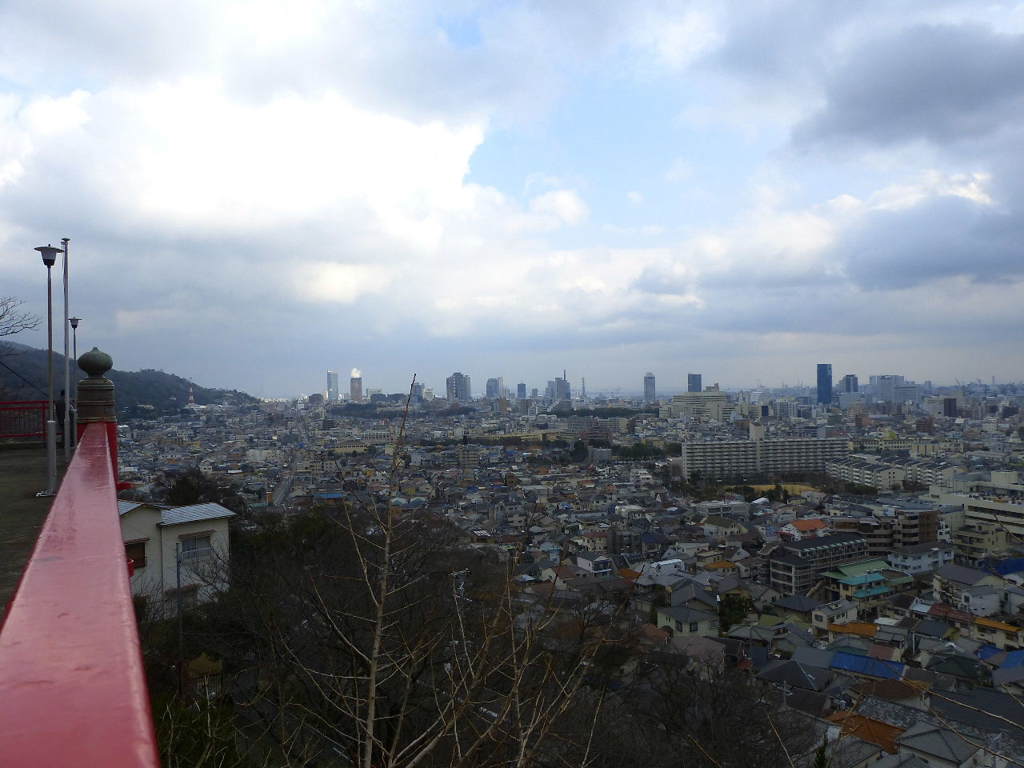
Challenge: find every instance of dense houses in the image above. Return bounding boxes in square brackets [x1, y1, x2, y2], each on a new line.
[112, 375, 1024, 765]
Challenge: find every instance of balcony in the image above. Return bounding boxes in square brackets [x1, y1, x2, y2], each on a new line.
[0, 423, 159, 767]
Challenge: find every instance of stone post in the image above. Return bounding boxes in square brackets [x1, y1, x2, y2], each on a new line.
[76, 347, 118, 482]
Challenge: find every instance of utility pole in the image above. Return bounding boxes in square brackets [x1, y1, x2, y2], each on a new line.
[176, 542, 184, 696]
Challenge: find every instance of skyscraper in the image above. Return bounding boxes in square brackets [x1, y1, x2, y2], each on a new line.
[554, 370, 571, 401]
[485, 377, 503, 399]
[446, 372, 471, 402]
[687, 373, 702, 393]
[326, 370, 339, 402]
[517, 382, 527, 400]
[350, 368, 363, 403]
[644, 372, 656, 403]
[870, 374, 904, 403]
[816, 363, 832, 405]
[840, 374, 858, 393]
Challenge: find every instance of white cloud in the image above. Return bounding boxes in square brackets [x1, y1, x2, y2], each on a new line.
[296, 262, 396, 304]
[627, 190, 644, 204]
[528, 189, 589, 226]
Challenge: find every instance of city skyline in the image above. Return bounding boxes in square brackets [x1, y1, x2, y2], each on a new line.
[3, 2, 1024, 396]
[307, 361, 1005, 402]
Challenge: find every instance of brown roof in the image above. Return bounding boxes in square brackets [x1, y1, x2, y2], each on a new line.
[826, 711, 904, 753]
[828, 621, 878, 638]
[852, 678, 928, 701]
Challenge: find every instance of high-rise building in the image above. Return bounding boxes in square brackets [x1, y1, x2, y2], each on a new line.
[839, 374, 858, 393]
[517, 382, 527, 400]
[446, 372, 471, 402]
[554, 370, 571, 401]
[350, 368, 363, 403]
[485, 377, 503, 399]
[942, 397, 958, 418]
[326, 370, 339, 402]
[816, 363, 832, 405]
[870, 374, 904, 403]
[644, 372, 656, 403]
[687, 373, 702, 393]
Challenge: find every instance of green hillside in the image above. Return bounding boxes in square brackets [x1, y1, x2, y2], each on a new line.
[0, 342, 258, 417]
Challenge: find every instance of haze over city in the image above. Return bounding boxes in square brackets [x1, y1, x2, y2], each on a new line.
[3, 1, 1024, 395]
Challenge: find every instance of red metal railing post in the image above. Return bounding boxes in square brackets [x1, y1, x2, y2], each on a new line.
[76, 347, 119, 484]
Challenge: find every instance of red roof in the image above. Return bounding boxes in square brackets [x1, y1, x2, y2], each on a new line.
[790, 518, 827, 531]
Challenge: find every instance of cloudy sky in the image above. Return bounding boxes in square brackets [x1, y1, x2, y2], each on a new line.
[3, 1, 1023, 397]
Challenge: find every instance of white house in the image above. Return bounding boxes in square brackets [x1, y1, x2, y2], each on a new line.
[119, 501, 235, 613]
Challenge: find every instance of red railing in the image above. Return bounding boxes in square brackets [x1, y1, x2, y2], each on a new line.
[0, 400, 48, 439]
[0, 423, 159, 767]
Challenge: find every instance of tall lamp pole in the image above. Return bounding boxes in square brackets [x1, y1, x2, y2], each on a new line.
[61, 237, 71, 458]
[69, 317, 80, 362]
[35, 244, 62, 497]
[69, 316, 80, 443]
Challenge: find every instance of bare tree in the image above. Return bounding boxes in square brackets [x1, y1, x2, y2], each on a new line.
[0, 296, 38, 339]
[142, 381, 612, 767]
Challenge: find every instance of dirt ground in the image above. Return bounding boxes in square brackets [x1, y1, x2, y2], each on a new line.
[749, 483, 820, 494]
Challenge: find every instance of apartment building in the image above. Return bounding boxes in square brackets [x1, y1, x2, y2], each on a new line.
[681, 437, 849, 481]
[831, 505, 939, 556]
[932, 471, 1024, 538]
[768, 532, 868, 596]
[952, 522, 1008, 567]
[826, 456, 905, 490]
[886, 542, 955, 574]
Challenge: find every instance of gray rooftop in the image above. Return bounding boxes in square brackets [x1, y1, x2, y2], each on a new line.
[898, 722, 977, 763]
[118, 500, 236, 526]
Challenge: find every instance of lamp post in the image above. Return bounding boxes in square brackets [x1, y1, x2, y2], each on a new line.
[69, 317, 80, 361]
[61, 237, 71, 458]
[35, 244, 62, 497]
[69, 316, 80, 446]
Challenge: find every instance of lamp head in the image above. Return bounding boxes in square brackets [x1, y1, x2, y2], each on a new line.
[35, 244, 61, 267]
[69, 317, 80, 329]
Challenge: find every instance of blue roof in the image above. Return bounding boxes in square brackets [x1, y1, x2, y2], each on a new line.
[977, 646, 1024, 668]
[978, 645, 1002, 661]
[830, 652, 904, 680]
[316, 492, 343, 499]
[853, 585, 891, 598]
[978, 557, 1024, 576]
[1001, 651, 1024, 668]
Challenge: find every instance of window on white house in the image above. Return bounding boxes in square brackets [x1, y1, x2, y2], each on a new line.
[125, 540, 147, 569]
[181, 535, 213, 561]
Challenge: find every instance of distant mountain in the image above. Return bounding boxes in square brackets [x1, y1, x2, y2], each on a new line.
[0, 342, 259, 417]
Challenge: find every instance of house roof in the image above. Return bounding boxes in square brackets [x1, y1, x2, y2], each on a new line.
[657, 605, 716, 624]
[789, 518, 826, 531]
[776, 594, 822, 613]
[929, 687, 1024, 733]
[826, 711, 904, 753]
[897, 723, 976, 763]
[158, 502, 236, 526]
[791, 646, 835, 670]
[830, 651, 904, 680]
[829, 622, 878, 638]
[935, 563, 991, 586]
[758, 659, 831, 691]
[851, 679, 925, 702]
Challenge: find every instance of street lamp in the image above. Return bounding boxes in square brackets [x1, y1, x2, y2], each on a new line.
[61, 237, 71, 458]
[35, 243, 62, 496]
[69, 317, 80, 360]
[69, 316, 80, 446]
